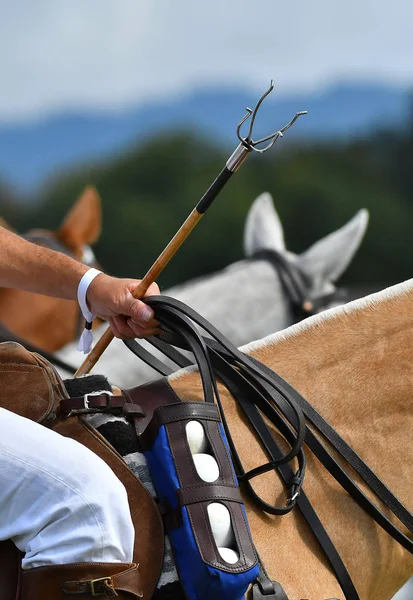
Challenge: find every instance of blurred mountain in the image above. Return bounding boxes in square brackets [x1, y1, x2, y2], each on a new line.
[0, 81, 410, 194]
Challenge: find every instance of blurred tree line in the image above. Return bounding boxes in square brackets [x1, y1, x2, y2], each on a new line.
[1, 117, 413, 291]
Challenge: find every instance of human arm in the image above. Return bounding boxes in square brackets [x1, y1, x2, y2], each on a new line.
[0, 226, 160, 338]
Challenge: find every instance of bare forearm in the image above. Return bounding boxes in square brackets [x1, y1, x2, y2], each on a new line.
[0, 226, 161, 340]
[0, 227, 88, 299]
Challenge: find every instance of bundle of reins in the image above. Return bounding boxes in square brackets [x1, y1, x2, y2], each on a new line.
[125, 295, 413, 600]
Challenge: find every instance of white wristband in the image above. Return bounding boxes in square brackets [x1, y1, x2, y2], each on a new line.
[77, 268, 102, 354]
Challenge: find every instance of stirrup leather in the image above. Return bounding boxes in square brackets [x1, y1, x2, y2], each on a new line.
[63, 575, 116, 597]
[20, 561, 143, 600]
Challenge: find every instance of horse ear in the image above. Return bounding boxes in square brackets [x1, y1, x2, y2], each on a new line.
[56, 186, 102, 253]
[0, 217, 16, 232]
[297, 209, 369, 284]
[243, 193, 286, 257]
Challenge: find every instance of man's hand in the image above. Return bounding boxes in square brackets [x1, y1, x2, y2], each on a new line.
[0, 226, 161, 340]
[86, 274, 161, 339]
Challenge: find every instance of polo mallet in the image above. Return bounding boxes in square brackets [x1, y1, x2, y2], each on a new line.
[75, 81, 306, 376]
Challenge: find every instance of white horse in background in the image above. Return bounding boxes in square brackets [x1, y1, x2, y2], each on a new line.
[56, 193, 369, 387]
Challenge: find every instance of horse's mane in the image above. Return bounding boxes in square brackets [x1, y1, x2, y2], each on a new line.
[242, 277, 413, 353]
[169, 278, 413, 382]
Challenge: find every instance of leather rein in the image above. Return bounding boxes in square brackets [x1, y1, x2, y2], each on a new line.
[122, 249, 347, 383]
[123, 295, 413, 600]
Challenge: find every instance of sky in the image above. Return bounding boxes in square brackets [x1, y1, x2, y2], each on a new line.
[0, 0, 412, 123]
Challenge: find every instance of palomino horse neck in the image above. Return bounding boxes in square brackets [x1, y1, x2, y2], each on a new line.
[0, 186, 102, 352]
[169, 280, 413, 600]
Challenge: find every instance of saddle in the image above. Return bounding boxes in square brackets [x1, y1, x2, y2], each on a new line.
[0, 341, 164, 600]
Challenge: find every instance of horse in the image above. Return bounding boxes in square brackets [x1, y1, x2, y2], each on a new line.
[0, 186, 102, 353]
[55, 193, 369, 387]
[74, 278, 413, 600]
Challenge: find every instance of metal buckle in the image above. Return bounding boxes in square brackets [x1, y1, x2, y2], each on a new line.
[287, 490, 300, 505]
[83, 390, 114, 411]
[66, 390, 115, 418]
[90, 576, 114, 596]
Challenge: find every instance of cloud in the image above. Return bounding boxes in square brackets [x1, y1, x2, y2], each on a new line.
[0, 0, 412, 122]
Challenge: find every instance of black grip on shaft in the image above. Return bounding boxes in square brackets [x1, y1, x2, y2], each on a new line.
[196, 166, 233, 214]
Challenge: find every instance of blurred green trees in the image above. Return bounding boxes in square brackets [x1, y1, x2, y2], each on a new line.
[2, 122, 413, 290]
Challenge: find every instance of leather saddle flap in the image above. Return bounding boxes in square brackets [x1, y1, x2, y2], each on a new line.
[0, 342, 164, 600]
[0, 342, 59, 422]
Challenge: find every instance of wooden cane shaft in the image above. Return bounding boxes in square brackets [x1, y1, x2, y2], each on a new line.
[75, 210, 203, 376]
[131, 209, 203, 298]
[74, 327, 115, 376]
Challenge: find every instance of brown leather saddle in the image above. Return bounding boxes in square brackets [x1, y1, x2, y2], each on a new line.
[0, 341, 164, 600]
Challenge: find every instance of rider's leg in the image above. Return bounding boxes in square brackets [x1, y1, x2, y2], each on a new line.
[0, 407, 134, 568]
[1, 407, 141, 598]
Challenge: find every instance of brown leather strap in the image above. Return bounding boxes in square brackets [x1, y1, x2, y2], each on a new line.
[159, 485, 242, 533]
[140, 402, 221, 449]
[59, 392, 145, 418]
[163, 410, 258, 572]
[177, 483, 243, 507]
[62, 563, 142, 598]
[124, 379, 181, 436]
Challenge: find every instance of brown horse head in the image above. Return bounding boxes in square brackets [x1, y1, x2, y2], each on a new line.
[0, 186, 102, 352]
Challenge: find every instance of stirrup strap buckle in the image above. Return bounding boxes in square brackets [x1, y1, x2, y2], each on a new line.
[90, 576, 115, 597]
[83, 390, 114, 411]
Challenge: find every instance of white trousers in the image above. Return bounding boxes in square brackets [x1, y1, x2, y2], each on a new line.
[0, 407, 134, 569]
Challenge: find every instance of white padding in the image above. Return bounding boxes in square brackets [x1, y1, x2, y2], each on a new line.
[186, 420, 208, 454]
[192, 453, 219, 482]
[218, 547, 239, 564]
[207, 502, 234, 547]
